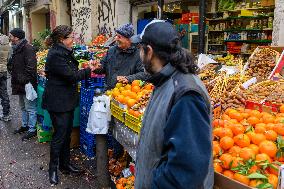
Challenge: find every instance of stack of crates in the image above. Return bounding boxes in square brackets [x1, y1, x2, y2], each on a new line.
[80, 76, 105, 158]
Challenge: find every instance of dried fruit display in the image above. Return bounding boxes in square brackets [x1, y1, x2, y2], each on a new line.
[108, 149, 128, 177]
[219, 91, 246, 111]
[265, 80, 284, 104]
[241, 80, 278, 103]
[246, 47, 279, 79]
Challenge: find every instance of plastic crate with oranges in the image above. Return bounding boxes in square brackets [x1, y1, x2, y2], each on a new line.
[125, 112, 142, 133]
[110, 100, 126, 123]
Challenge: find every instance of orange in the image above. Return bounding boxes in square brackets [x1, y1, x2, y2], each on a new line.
[231, 157, 243, 168]
[116, 95, 125, 103]
[223, 170, 234, 179]
[213, 141, 222, 156]
[244, 109, 252, 114]
[128, 109, 135, 116]
[251, 133, 266, 145]
[237, 107, 245, 113]
[255, 125, 266, 134]
[214, 128, 233, 138]
[268, 174, 278, 189]
[229, 146, 241, 157]
[239, 147, 255, 161]
[112, 90, 120, 98]
[131, 86, 141, 93]
[122, 96, 130, 105]
[249, 180, 263, 187]
[213, 119, 224, 128]
[246, 131, 255, 141]
[127, 91, 137, 99]
[233, 173, 250, 185]
[249, 165, 259, 174]
[266, 123, 275, 131]
[255, 153, 271, 163]
[274, 117, 284, 124]
[124, 84, 131, 90]
[143, 84, 153, 90]
[259, 140, 277, 158]
[234, 134, 250, 148]
[220, 153, 233, 169]
[263, 115, 275, 124]
[222, 114, 231, 121]
[225, 108, 237, 115]
[229, 112, 243, 122]
[249, 110, 262, 119]
[241, 113, 250, 119]
[116, 184, 124, 189]
[248, 144, 259, 154]
[133, 111, 141, 118]
[247, 117, 260, 126]
[264, 130, 278, 141]
[232, 124, 245, 136]
[132, 80, 140, 87]
[220, 136, 234, 150]
[280, 105, 284, 113]
[127, 99, 136, 108]
[213, 161, 223, 173]
[274, 123, 284, 135]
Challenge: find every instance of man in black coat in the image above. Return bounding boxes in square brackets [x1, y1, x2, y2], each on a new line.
[8, 28, 38, 141]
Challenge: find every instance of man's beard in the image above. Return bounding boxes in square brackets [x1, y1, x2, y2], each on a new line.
[142, 55, 155, 75]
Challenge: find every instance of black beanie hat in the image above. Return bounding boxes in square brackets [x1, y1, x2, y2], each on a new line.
[10, 28, 25, 39]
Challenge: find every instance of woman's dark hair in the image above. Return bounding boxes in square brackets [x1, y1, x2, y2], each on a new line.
[142, 42, 198, 74]
[45, 25, 73, 47]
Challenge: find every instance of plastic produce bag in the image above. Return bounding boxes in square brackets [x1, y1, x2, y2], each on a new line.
[25, 82, 37, 101]
[86, 95, 111, 135]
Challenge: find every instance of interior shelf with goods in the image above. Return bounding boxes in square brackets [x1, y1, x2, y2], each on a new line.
[206, 0, 275, 56]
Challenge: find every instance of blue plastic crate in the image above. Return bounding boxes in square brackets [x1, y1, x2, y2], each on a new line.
[81, 77, 105, 88]
[80, 139, 95, 158]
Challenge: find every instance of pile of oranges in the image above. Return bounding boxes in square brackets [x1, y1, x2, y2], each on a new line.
[116, 175, 135, 189]
[108, 80, 153, 118]
[213, 105, 284, 188]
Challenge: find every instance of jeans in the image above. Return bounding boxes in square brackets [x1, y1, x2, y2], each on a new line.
[18, 95, 37, 132]
[49, 110, 74, 171]
[0, 72, 10, 116]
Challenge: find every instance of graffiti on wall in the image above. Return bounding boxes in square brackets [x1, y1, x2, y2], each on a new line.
[71, 0, 92, 43]
[97, 0, 116, 36]
[272, 0, 284, 46]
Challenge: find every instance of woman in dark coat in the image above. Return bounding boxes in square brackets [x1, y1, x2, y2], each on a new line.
[42, 25, 95, 185]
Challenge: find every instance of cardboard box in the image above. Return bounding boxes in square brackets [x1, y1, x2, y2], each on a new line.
[214, 172, 253, 189]
[70, 127, 80, 148]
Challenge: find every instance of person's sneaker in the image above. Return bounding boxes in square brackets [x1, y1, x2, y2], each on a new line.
[22, 131, 37, 141]
[13, 127, 29, 134]
[0, 114, 12, 122]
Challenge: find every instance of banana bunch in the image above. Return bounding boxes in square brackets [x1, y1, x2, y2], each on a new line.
[215, 54, 234, 64]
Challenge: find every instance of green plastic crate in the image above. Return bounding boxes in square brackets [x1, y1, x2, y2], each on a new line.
[37, 123, 52, 143]
[37, 85, 44, 116]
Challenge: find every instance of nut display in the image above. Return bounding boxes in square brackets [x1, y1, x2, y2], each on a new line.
[246, 47, 279, 78]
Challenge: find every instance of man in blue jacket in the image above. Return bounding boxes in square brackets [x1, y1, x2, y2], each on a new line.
[131, 20, 214, 189]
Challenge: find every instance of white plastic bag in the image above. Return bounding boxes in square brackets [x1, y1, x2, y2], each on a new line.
[86, 95, 111, 135]
[25, 82, 37, 101]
